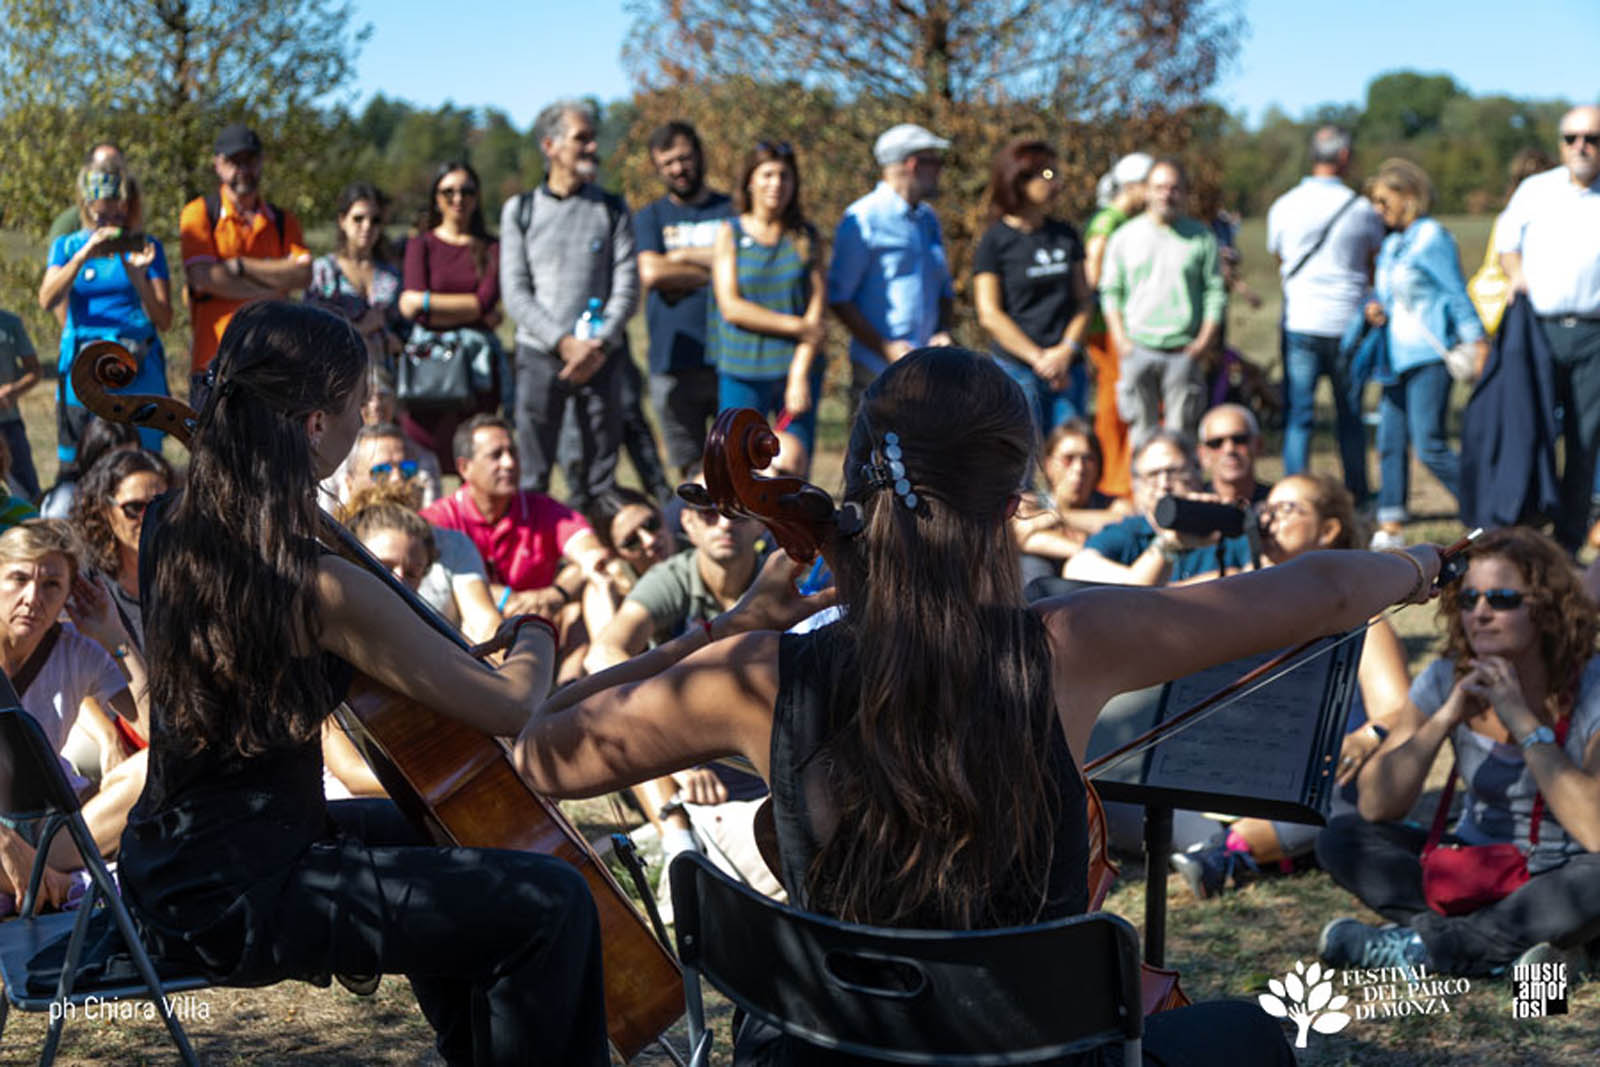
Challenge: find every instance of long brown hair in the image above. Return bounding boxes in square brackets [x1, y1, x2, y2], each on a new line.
[735, 141, 814, 266]
[147, 302, 366, 757]
[1438, 526, 1599, 696]
[809, 347, 1058, 929]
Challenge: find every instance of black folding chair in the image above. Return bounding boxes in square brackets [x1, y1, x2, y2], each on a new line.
[0, 707, 209, 1065]
[669, 851, 1144, 1065]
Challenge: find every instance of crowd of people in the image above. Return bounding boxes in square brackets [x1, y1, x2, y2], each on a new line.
[0, 99, 1595, 1064]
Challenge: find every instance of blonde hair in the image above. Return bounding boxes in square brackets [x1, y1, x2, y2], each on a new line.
[1369, 158, 1433, 223]
[0, 519, 84, 583]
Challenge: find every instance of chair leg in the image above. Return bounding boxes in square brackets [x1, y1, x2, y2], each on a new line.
[653, 1035, 688, 1067]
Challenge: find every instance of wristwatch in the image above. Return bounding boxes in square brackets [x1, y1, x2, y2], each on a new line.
[1519, 725, 1557, 750]
[227, 257, 245, 278]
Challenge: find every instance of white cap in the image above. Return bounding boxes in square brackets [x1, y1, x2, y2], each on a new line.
[1111, 152, 1154, 187]
[873, 124, 951, 167]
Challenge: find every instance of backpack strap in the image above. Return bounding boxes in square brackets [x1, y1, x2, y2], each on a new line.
[1284, 190, 1360, 282]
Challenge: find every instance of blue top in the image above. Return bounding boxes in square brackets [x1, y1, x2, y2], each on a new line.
[1373, 216, 1484, 376]
[825, 182, 954, 376]
[633, 192, 734, 374]
[1084, 515, 1253, 581]
[707, 219, 811, 381]
[48, 230, 169, 369]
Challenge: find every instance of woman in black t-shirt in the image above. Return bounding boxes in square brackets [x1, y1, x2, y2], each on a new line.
[973, 139, 1094, 441]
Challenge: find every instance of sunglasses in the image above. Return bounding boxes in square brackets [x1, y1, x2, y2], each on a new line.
[1202, 432, 1253, 449]
[617, 514, 664, 553]
[370, 460, 419, 479]
[1458, 587, 1528, 611]
[1562, 133, 1600, 148]
[437, 185, 478, 200]
[117, 498, 156, 521]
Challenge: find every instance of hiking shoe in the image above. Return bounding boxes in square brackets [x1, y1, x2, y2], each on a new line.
[1318, 918, 1428, 969]
[1369, 528, 1407, 551]
[1170, 843, 1258, 900]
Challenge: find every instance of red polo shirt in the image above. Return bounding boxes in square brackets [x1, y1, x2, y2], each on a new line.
[421, 488, 590, 592]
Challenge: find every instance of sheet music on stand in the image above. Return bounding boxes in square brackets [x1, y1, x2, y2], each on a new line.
[1088, 630, 1366, 826]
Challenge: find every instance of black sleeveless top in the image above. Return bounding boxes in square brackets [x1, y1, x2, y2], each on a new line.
[770, 620, 1089, 923]
[117, 496, 354, 981]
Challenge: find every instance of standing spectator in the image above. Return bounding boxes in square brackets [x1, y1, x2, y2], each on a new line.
[40, 164, 172, 463]
[501, 99, 639, 510]
[973, 139, 1093, 439]
[180, 124, 311, 397]
[305, 182, 405, 372]
[1468, 148, 1555, 338]
[1364, 159, 1485, 548]
[1082, 152, 1153, 497]
[1196, 403, 1270, 505]
[397, 161, 503, 472]
[0, 306, 42, 499]
[708, 142, 826, 466]
[1496, 105, 1600, 552]
[46, 144, 125, 247]
[827, 123, 955, 409]
[635, 121, 733, 480]
[1099, 158, 1226, 443]
[1267, 126, 1386, 503]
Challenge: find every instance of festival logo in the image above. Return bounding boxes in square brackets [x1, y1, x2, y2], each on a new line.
[1259, 960, 1352, 1048]
[1511, 959, 1568, 1018]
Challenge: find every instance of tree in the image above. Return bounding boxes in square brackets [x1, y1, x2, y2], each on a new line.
[1360, 71, 1462, 143]
[0, 0, 370, 238]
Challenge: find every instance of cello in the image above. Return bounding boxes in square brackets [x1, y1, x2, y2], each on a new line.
[70, 340, 683, 1060]
[688, 407, 1190, 1014]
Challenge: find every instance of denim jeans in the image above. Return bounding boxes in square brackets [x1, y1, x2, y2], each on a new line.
[991, 351, 1088, 443]
[1280, 329, 1369, 502]
[717, 369, 825, 459]
[1376, 360, 1459, 524]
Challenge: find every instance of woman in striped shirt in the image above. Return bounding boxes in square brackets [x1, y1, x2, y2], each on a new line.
[708, 141, 826, 474]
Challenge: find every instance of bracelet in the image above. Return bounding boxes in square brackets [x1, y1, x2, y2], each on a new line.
[497, 586, 512, 612]
[110, 644, 130, 661]
[1381, 548, 1427, 601]
[507, 614, 559, 646]
[421, 291, 431, 318]
[1364, 723, 1388, 744]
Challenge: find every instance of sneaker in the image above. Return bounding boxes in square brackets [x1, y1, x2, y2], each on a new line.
[1513, 942, 1577, 980]
[1369, 529, 1407, 551]
[1319, 918, 1429, 969]
[1170, 843, 1258, 900]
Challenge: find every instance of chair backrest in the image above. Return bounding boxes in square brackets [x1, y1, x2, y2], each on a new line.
[0, 707, 84, 822]
[670, 852, 1143, 1064]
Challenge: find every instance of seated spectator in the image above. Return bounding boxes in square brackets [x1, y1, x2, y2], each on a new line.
[1196, 402, 1271, 505]
[343, 481, 500, 645]
[318, 367, 442, 512]
[1318, 526, 1600, 976]
[0, 437, 39, 531]
[579, 487, 677, 637]
[1014, 418, 1130, 587]
[331, 421, 442, 512]
[0, 521, 148, 908]
[38, 417, 140, 520]
[421, 414, 609, 676]
[1063, 430, 1252, 586]
[1170, 474, 1410, 897]
[583, 480, 778, 900]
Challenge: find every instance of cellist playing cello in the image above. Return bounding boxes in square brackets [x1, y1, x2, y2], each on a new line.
[117, 302, 608, 1066]
[513, 346, 1444, 1065]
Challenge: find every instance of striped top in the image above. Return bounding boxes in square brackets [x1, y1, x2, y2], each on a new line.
[707, 218, 811, 380]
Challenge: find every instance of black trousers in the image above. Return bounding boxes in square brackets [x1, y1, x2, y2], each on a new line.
[267, 800, 609, 1066]
[515, 342, 623, 510]
[1543, 317, 1600, 549]
[1316, 813, 1600, 976]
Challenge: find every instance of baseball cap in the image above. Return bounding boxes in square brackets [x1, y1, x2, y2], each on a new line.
[873, 124, 950, 167]
[214, 123, 263, 158]
[1111, 152, 1154, 187]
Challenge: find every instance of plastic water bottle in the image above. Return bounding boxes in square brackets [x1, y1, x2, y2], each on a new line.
[573, 297, 604, 340]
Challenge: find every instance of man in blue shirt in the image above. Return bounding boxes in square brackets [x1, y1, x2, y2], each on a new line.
[827, 124, 956, 410]
[634, 121, 733, 480]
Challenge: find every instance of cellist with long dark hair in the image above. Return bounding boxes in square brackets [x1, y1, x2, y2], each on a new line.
[514, 346, 1446, 1064]
[116, 301, 607, 1066]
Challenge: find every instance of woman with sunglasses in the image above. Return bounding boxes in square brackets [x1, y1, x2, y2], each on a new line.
[1170, 473, 1411, 897]
[1362, 158, 1485, 550]
[707, 141, 826, 472]
[397, 160, 503, 471]
[974, 139, 1093, 439]
[1318, 526, 1600, 977]
[70, 447, 173, 658]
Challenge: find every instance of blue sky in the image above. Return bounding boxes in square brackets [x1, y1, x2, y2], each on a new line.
[347, 0, 1598, 129]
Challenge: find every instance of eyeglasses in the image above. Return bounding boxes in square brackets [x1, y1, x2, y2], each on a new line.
[1458, 587, 1529, 611]
[1201, 432, 1253, 449]
[117, 498, 156, 521]
[617, 514, 663, 553]
[756, 141, 794, 158]
[1134, 465, 1191, 484]
[370, 460, 419, 480]
[1561, 133, 1600, 148]
[1259, 499, 1312, 520]
[437, 185, 478, 200]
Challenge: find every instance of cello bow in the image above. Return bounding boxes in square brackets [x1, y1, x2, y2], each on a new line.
[71, 341, 683, 1060]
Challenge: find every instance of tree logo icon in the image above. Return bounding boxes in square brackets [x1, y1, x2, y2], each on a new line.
[1259, 960, 1353, 1048]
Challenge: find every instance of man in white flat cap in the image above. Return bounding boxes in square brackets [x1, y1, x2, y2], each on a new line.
[828, 123, 956, 408]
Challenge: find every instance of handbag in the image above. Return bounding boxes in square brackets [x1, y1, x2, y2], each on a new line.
[1420, 715, 1568, 915]
[397, 324, 474, 408]
[1390, 299, 1482, 384]
[1467, 219, 1511, 337]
